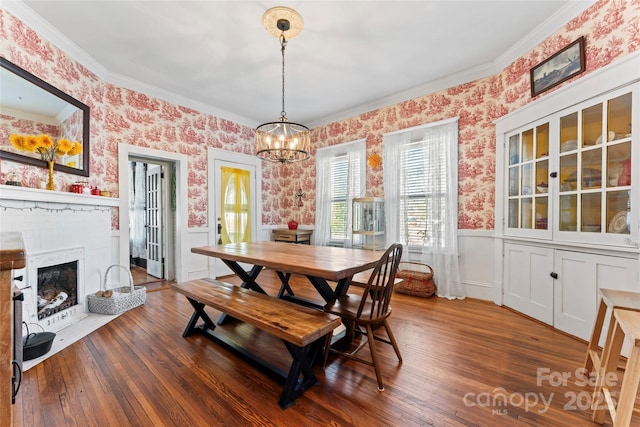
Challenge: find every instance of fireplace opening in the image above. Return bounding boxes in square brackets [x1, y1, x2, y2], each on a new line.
[37, 260, 78, 320]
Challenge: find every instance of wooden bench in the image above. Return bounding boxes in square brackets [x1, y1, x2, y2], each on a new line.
[171, 278, 341, 408]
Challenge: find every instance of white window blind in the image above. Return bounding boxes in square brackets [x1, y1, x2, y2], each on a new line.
[315, 140, 365, 246]
[383, 118, 458, 251]
[383, 118, 463, 298]
[400, 140, 447, 247]
[329, 154, 349, 240]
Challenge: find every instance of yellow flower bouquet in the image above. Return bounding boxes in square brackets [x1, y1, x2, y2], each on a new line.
[8, 133, 82, 190]
[9, 133, 82, 161]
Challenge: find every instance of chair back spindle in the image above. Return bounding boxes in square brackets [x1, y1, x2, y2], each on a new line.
[357, 243, 403, 320]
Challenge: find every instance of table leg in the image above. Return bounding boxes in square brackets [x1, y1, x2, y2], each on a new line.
[222, 261, 266, 293]
[276, 271, 295, 298]
[218, 263, 265, 325]
[305, 275, 337, 302]
[333, 277, 353, 297]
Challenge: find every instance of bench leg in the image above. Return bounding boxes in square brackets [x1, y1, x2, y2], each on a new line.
[279, 338, 324, 409]
[183, 298, 216, 338]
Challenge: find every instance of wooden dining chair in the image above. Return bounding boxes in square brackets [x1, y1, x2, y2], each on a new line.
[323, 243, 403, 391]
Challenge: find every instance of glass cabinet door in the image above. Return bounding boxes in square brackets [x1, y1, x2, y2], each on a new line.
[558, 91, 632, 236]
[507, 122, 549, 231]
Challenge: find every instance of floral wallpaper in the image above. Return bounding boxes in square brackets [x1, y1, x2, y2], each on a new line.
[1, 0, 639, 232]
[0, 7, 259, 229]
[275, 0, 640, 230]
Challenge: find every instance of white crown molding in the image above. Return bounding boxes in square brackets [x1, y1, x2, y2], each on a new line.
[105, 71, 258, 128]
[3, 0, 106, 77]
[307, 61, 497, 129]
[494, 0, 598, 71]
[309, 1, 598, 129]
[4, 0, 258, 128]
[5, 0, 598, 131]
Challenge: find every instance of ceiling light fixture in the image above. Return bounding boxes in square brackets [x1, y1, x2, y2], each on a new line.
[255, 6, 311, 163]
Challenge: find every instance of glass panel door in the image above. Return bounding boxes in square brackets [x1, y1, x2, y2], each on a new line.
[507, 122, 550, 232]
[557, 91, 632, 236]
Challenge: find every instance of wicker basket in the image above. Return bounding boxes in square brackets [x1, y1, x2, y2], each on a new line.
[395, 261, 436, 298]
[87, 265, 146, 315]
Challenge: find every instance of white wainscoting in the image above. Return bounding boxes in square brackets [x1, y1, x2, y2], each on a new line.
[110, 226, 498, 302]
[458, 230, 495, 301]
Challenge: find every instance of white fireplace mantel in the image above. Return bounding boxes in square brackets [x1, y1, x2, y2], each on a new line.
[0, 184, 120, 207]
[1, 183, 118, 369]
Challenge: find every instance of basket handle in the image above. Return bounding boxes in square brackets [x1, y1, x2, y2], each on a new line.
[398, 261, 434, 276]
[103, 264, 134, 292]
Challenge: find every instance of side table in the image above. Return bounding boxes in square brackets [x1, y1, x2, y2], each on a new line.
[272, 229, 312, 244]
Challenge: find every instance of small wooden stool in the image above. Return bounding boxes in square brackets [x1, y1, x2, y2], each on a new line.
[592, 309, 640, 426]
[584, 289, 640, 375]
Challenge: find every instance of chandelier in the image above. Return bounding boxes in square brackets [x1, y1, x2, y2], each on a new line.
[256, 6, 311, 163]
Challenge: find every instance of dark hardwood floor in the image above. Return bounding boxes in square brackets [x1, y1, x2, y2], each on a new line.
[130, 265, 171, 292]
[13, 270, 637, 426]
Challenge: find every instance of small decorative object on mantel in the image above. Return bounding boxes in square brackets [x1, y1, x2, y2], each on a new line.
[288, 220, 299, 230]
[8, 133, 82, 191]
[4, 171, 22, 186]
[295, 187, 306, 207]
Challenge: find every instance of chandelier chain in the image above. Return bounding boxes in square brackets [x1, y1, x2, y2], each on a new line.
[280, 33, 287, 119]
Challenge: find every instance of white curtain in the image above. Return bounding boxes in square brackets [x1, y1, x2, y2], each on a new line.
[383, 118, 464, 299]
[129, 161, 147, 259]
[314, 148, 333, 247]
[315, 140, 366, 247]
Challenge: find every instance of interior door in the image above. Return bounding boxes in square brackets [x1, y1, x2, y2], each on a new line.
[146, 164, 163, 278]
[213, 160, 256, 277]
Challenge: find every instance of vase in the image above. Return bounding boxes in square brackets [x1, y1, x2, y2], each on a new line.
[46, 160, 55, 190]
[618, 159, 631, 186]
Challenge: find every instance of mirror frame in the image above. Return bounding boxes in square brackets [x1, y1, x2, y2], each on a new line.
[0, 57, 90, 177]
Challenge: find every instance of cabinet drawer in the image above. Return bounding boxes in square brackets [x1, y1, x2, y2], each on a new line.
[274, 233, 296, 242]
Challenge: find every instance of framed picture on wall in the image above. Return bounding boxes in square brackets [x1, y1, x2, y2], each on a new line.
[530, 36, 585, 97]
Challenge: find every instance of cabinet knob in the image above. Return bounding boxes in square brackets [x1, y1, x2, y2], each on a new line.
[550, 172, 558, 178]
[550, 272, 558, 279]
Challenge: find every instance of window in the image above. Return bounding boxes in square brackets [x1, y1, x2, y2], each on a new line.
[383, 119, 458, 251]
[329, 154, 358, 240]
[400, 142, 448, 246]
[315, 140, 366, 246]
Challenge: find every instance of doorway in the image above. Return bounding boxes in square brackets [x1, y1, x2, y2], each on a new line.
[128, 159, 175, 286]
[118, 144, 189, 286]
[208, 148, 262, 278]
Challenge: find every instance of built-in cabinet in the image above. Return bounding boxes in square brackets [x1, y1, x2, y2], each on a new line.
[496, 53, 640, 342]
[504, 242, 637, 340]
[506, 88, 633, 244]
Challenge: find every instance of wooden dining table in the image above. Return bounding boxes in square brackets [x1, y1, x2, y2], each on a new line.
[191, 241, 383, 307]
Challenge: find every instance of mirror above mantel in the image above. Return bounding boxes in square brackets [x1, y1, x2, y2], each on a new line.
[0, 57, 90, 177]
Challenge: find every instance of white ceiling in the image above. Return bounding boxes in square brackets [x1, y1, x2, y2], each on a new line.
[7, 1, 596, 129]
